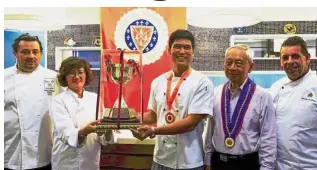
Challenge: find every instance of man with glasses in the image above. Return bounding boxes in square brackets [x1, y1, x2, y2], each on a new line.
[4, 33, 62, 170]
[203, 44, 276, 170]
[130, 29, 214, 170]
[270, 36, 317, 170]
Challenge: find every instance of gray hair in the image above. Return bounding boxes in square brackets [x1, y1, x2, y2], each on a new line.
[225, 44, 254, 62]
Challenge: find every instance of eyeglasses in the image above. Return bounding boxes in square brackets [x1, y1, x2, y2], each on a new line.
[225, 60, 245, 68]
[68, 71, 86, 78]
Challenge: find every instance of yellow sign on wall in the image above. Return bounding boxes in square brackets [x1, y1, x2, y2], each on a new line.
[283, 24, 296, 34]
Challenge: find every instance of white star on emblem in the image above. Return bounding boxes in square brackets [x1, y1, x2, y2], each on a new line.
[126, 29, 130, 33]
[150, 43, 153, 47]
[133, 47, 136, 50]
[153, 37, 156, 41]
[154, 30, 157, 34]
[126, 35, 130, 40]
[145, 21, 149, 25]
[136, 21, 139, 25]
[140, 20, 144, 25]
[129, 42, 133, 47]
[146, 47, 149, 51]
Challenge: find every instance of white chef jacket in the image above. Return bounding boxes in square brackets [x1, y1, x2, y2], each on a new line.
[204, 80, 276, 170]
[270, 70, 317, 170]
[49, 89, 114, 170]
[148, 69, 214, 169]
[4, 65, 59, 169]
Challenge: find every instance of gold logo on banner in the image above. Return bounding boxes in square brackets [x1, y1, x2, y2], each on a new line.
[283, 24, 296, 34]
[130, 26, 154, 52]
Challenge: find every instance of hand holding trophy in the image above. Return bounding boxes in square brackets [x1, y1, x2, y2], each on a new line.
[96, 49, 143, 136]
[130, 126, 153, 141]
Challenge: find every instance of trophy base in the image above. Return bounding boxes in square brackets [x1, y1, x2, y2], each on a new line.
[96, 108, 142, 136]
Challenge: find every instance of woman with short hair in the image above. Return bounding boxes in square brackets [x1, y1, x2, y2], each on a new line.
[50, 57, 113, 170]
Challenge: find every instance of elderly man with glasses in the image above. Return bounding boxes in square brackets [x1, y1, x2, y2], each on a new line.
[203, 44, 277, 170]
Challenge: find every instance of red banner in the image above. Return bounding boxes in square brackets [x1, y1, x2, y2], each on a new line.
[100, 7, 186, 115]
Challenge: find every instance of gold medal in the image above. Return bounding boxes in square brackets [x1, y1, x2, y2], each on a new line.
[225, 137, 235, 148]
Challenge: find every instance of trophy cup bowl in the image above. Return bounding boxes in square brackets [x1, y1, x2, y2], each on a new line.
[109, 63, 136, 120]
[96, 62, 142, 135]
[111, 63, 133, 85]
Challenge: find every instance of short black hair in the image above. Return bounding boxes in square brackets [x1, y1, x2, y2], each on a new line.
[168, 29, 195, 51]
[12, 33, 43, 53]
[281, 36, 310, 56]
[57, 57, 94, 87]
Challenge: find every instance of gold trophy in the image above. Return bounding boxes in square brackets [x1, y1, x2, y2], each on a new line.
[96, 50, 142, 135]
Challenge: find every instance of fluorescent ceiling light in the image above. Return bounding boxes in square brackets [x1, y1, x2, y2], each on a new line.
[188, 14, 261, 28]
[4, 8, 66, 31]
[187, 7, 262, 28]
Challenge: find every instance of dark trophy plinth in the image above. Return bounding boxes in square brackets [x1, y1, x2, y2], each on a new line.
[96, 108, 141, 132]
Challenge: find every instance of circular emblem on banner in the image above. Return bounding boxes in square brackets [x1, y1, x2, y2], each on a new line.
[283, 24, 296, 34]
[114, 8, 169, 65]
[165, 112, 175, 124]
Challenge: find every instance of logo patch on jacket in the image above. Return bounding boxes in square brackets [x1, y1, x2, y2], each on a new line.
[302, 92, 316, 102]
[44, 78, 55, 95]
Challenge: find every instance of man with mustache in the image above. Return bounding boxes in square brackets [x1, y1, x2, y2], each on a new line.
[4, 33, 62, 170]
[203, 44, 276, 170]
[130, 29, 214, 170]
[270, 36, 317, 170]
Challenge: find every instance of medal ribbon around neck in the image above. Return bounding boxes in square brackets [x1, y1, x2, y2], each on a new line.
[165, 68, 192, 123]
[220, 78, 256, 147]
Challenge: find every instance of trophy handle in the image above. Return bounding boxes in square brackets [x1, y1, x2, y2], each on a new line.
[105, 54, 112, 82]
[127, 59, 139, 76]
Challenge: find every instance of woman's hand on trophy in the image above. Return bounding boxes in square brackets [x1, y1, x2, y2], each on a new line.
[79, 120, 100, 136]
[136, 112, 142, 121]
[113, 130, 121, 134]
